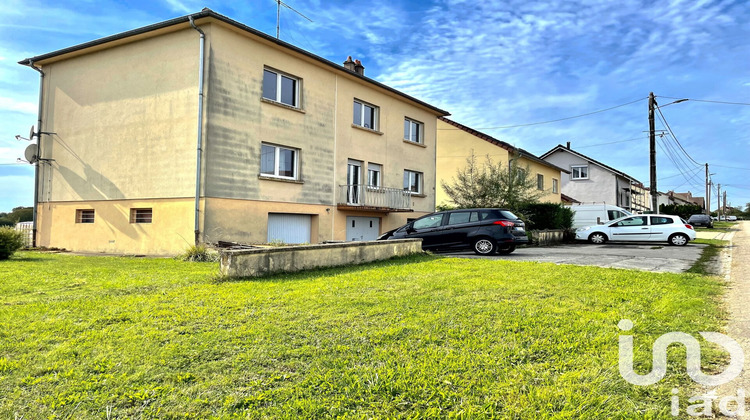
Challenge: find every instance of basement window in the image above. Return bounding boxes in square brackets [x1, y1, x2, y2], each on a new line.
[75, 209, 95, 224]
[130, 208, 152, 224]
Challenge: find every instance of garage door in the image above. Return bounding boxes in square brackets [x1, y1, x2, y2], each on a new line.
[267, 213, 311, 244]
[346, 216, 380, 241]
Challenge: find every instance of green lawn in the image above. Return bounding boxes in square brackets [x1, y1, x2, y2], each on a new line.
[0, 252, 726, 418]
[695, 221, 738, 232]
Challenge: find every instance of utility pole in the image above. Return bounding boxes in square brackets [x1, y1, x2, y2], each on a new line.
[717, 184, 721, 219]
[649, 92, 658, 214]
[723, 191, 727, 217]
[705, 163, 709, 215]
[708, 180, 712, 215]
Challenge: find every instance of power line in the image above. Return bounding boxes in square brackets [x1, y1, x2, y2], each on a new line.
[658, 96, 750, 106]
[654, 103, 702, 166]
[437, 97, 648, 130]
[574, 135, 648, 148]
[713, 164, 750, 171]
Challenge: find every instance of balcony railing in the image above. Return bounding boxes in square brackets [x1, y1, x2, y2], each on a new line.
[337, 184, 413, 212]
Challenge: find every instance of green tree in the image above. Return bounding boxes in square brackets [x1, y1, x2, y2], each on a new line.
[441, 153, 543, 210]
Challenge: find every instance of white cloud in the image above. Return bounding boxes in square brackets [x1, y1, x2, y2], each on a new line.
[0, 97, 36, 115]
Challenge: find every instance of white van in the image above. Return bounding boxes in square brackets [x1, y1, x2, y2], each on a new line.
[566, 204, 632, 229]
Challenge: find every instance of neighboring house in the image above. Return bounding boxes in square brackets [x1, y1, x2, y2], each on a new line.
[19, 9, 449, 255]
[540, 143, 650, 213]
[670, 191, 705, 209]
[436, 117, 568, 207]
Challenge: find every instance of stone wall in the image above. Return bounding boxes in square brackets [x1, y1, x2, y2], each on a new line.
[220, 239, 422, 277]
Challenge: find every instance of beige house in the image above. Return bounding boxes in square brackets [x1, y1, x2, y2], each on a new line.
[20, 9, 449, 255]
[436, 117, 567, 207]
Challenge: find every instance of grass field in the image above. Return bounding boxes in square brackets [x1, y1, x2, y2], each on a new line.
[0, 251, 726, 418]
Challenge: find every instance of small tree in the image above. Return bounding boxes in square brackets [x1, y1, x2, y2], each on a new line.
[0, 227, 26, 260]
[441, 153, 543, 209]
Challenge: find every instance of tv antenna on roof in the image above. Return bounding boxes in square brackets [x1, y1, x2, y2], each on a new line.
[274, 0, 312, 39]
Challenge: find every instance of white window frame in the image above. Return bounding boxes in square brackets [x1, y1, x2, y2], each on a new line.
[353, 99, 379, 130]
[571, 165, 589, 180]
[260, 143, 299, 180]
[403, 170, 423, 194]
[537, 174, 544, 191]
[262, 68, 300, 108]
[552, 178, 559, 194]
[403, 117, 424, 144]
[367, 163, 382, 188]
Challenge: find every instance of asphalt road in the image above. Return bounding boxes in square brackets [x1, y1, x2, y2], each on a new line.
[442, 242, 706, 273]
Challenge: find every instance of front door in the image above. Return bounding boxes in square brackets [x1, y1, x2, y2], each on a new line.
[347, 160, 362, 204]
[608, 216, 650, 241]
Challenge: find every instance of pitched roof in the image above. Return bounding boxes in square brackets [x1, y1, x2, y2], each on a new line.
[540, 144, 642, 182]
[561, 193, 581, 204]
[19, 8, 449, 117]
[438, 117, 570, 174]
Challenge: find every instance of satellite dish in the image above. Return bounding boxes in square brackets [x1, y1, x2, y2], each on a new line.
[24, 144, 38, 164]
[29, 125, 36, 140]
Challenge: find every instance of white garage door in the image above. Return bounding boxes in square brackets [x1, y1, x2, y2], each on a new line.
[267, 213, 311, 244]
[346, 216, 380, 241]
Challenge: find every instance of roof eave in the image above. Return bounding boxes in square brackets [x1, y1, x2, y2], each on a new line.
[19, 8, 450, 117]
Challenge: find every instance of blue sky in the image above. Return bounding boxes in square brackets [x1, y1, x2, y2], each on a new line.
[1, 0, 749, 212]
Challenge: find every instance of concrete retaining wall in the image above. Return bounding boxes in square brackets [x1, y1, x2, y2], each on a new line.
[530, 229, 565, 246]
[220, 239, 422, 278]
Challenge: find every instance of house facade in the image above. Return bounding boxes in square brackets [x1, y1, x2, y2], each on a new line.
[20, 9, 448, 255]
[540, 144, 651, 213]
[436, 118, 567, 207]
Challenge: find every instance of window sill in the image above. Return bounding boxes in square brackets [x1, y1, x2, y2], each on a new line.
[407, 193, 427, 198]
[260, 97, 306, 114]
[258, 175, 304, 184]
[351, 124, 383, 135]
[403, 139, 426, 148]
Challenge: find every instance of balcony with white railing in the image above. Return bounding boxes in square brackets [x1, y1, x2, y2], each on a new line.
[337, 184, 413, 212]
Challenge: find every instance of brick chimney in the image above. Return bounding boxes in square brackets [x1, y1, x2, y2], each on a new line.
[354, 59, 365, 75]
[343, 56, 355, 71]
[566, 141, 571, 149]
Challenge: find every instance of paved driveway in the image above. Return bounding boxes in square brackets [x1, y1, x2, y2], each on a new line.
[442, 242, 706, 273]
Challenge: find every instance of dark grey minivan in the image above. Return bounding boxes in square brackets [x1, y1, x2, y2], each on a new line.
[379, 208, 528, 255]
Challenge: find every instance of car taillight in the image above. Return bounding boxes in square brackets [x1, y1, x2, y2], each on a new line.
[493, 220, 514, 227]
[685, 224, 694, 230]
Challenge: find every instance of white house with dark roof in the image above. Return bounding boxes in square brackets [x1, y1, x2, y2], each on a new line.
[540, 143, 651, 212]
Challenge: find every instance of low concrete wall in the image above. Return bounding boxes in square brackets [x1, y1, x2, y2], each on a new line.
[529, 229, 565, 246]
[220, 239, 423, 278]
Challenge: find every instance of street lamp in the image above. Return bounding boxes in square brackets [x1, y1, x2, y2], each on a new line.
[649, 93, 689, 213]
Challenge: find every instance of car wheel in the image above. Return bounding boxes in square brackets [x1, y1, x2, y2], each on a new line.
[588, 232, 608, 244]
[472, 238, 497, 255]
[497, 245, 516, 255]
[669, 233, 689, 246]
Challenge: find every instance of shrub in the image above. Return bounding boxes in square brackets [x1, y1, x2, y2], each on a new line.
[177, 244, 219, 262]
[516, 203, 574, 230]
[0, 227, 26, 260]
[659, 203, 703, 220]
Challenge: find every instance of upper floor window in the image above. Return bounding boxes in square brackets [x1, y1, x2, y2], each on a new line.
[537, 174, 544, 191]
[261, 143, 299, 179]
[404, 118, 423, 144]
[262, 68, 299, 107]
[403, 170, 423, 194]
[75, 209, 95, 224]
[353, 99, 378, 130]
[367, 163, 382, 188]
[571, 165, 589, 180]
[130, 208, 152, 224]
[552, 178, 559, 194]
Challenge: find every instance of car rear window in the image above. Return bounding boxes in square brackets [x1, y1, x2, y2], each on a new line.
[650, 216, 673, 225]
[499, 210, 519, 220]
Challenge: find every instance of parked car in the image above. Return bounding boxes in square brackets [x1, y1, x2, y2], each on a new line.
[565, 203, 632, 229]
[380, 208, 528, 254]
[687, 214, 713, 228]
[727, 215, 738, 221]
[575, 214, 696, 246]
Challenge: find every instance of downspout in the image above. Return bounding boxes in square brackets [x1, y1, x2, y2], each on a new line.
[189, 15, 205, 245]
[28, 60, 44, 248]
